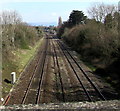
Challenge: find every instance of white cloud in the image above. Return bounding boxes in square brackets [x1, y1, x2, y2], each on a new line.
[51, 12, 57, 16]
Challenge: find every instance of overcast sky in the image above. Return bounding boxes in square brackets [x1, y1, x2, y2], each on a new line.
[0, 0, 119, 25]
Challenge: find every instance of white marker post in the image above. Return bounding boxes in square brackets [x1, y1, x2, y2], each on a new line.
[11, 72, 16, 84]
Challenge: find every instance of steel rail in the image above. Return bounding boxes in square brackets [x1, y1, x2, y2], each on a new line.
[35, 37, 49, 104]
[55, 38, 92, 102]
[52, 40, 65, 102]
[57, 38, 106, 101]
[21, 38, 47, 104]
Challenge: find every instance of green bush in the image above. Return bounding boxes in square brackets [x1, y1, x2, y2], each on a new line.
[14, 23, 38, 49]
[60, 18, 119, 66]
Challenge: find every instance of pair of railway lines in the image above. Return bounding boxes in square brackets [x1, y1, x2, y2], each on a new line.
[4, 36, 106, 105]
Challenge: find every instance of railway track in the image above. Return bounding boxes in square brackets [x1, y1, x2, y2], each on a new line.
[22, 37, 49, 104]
[3, 37, 49, 105]
[51, 40, 65, 102]
[54, 37, 106, 101]
[57, 42, 92, 101]
[35, 37, 49, 104]
[21, 37, 48, 104]
[3, 35, 108, 105]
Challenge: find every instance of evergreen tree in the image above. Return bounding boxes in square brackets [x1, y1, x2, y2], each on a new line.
[104, 13, 113, 29]
[68, 10, 87, 26]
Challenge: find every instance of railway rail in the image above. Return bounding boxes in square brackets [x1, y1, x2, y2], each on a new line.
[3, 37, 49, 105]
[54, 39, 92, 101]
[55, 37, 106, 101]
[52, 40, 65, 102]
[35, 37, 49, 104]
[20, 37, 48, 104]
[3, 35, 109, 105]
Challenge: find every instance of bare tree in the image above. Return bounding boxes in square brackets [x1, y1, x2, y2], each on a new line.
[1, 10, 22, 51]
[88, 3, 117, 22]
[1, 10, 21, 25]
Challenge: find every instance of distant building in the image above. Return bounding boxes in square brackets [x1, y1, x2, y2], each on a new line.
[58, 17, 62, 27]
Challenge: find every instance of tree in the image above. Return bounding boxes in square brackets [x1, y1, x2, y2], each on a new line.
[113, 12, 120, 29]
[1, 11, 22, 50]
[1, 10, 21, 25]
[68, 10, 87, 26]
[88, 3, 117, 22]
[104, 13, 113, 29]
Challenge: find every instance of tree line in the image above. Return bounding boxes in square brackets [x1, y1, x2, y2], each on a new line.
[57, 3, 120, 94]
[0, 10, 44, 97]
[1, 10, 43, 58]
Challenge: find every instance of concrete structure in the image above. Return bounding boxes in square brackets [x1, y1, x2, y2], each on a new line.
[11, 72, 16, 84]
[0, 100, 120, 110]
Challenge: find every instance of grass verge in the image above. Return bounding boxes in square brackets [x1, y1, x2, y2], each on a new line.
[2, 38, 43, 98]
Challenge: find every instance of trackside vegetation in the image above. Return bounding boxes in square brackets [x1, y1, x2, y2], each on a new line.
[57, 4, 120, 96]
[1, 10, 44, 97]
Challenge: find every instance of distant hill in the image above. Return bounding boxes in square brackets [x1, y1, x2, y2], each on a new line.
[29, 22, 57, 26]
